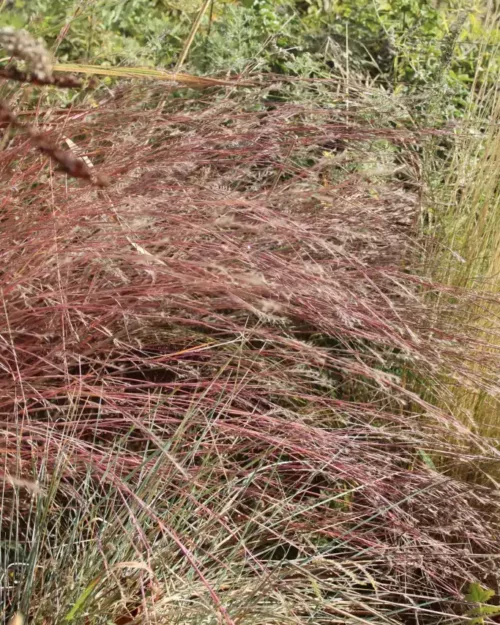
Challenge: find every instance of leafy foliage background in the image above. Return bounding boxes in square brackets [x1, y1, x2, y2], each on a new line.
[2, 0, 499, 119]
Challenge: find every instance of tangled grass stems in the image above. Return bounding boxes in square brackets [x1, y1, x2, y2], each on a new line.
[419, 3, 500, 484]
[0, 86, 499, 624]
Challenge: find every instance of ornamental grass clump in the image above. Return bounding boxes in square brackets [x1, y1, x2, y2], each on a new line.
[0, 78, 499, 624]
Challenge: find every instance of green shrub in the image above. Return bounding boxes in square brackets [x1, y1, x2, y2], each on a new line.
[2, 0, 499, 121]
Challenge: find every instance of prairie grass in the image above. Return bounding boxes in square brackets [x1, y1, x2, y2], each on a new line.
[421, 2, 500, 471]
[0, 82, 499, 624]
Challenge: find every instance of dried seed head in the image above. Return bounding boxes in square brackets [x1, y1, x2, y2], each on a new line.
[238, 272, 268, 287]
[215, 214, 235, 228]
[0, 27, 53, 80]
[259, 299, 283, 314]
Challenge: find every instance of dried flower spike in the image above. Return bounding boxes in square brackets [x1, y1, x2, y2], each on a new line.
[0, 101, 109, 187]
[0, 65, 83, 88]
[0, 27, 53, 81]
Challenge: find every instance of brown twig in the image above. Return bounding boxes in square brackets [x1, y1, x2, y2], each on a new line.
[0, 65, 83, 88]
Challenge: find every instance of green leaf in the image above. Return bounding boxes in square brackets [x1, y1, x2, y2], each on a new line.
[0, 13, 26, 29]
[417, 448, 436, 470]
[466, 582, 496, 604]
[469, 605, 500, 618]
[64, 576, 101, 622]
